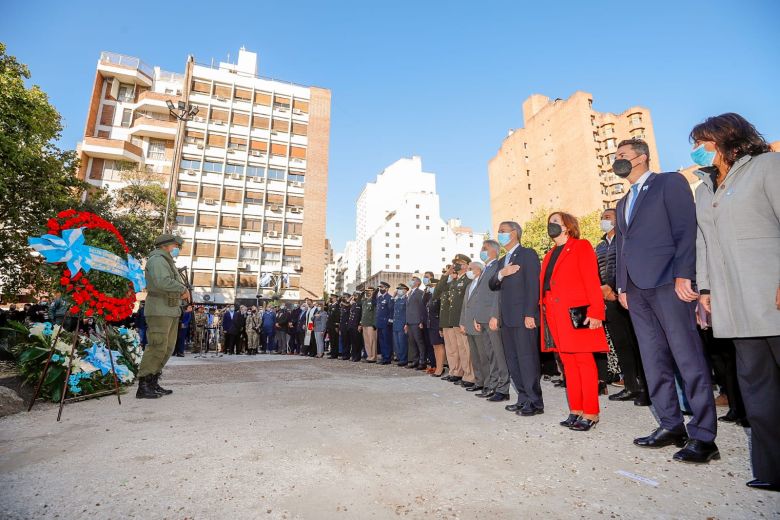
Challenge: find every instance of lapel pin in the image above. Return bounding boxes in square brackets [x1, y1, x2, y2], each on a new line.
[642, 186, 649, 191]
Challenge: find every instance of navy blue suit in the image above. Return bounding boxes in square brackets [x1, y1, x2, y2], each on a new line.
[392, 296, 408, 364]
[615, 171, 716, 442]
[375, 292, 394, 363]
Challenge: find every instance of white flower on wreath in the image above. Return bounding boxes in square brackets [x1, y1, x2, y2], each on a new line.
[54, 340, 73, 354]
[28, 322, 47, 339]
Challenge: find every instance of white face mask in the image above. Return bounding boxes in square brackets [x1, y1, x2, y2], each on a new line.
[600, 219, 615, 233]
[465, 271, 476, 280]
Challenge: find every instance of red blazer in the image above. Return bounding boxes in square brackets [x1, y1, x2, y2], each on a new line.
[539, 238, 608, 354]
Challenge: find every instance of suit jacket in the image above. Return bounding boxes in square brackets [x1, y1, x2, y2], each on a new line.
[459, 277, 480, 334]
[615, 172, 697, 292]
[472, 260, 501, 324]
[222, 310, 235, 332]
[229, 312, 246, 335]
[539, 238, 608, 353]
[405, 287, 426, 325]
[489, 245, 541, 327]
[391, 296, 407, 331]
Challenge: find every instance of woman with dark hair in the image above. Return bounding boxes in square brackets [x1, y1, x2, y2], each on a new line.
[691, 112, 780, 492]
[539, 212, 609, 431]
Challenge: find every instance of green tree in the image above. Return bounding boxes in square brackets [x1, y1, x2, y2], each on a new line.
[0, 42, 85, 296]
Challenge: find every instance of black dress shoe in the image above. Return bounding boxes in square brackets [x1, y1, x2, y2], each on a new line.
[569, 417, 598, 431]
[505, 403, 523, 412]
[415, 365, 427, 371]
[746, 479, 780, 492]
[633, 393, 651, 406]
[517, 402, 544, 416]
[486, 392, 509, 402]
[449, 376, 463, 383]
[554, 379, 566, 388]
[608, 389, 639, 401]
[634, 427, 688, 448]
[559, 414, 580, 427]
[477, 390, 495, 398]
[673, 440, 720, 463]
[397, 362, 407, 367]
[462, 382, 477, 389]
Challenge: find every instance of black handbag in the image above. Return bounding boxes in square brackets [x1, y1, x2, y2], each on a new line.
[568, 305, 590, 329]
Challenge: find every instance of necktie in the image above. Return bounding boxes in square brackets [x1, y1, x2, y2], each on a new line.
[627, 184, 640, 224]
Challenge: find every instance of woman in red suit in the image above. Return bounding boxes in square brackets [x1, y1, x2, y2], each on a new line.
[539, 212, 609, 431]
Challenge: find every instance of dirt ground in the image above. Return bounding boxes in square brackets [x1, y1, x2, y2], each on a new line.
[0, 355, 777, 519]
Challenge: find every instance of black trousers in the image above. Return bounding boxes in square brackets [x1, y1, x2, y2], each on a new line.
[224, 332, 236, 354]
[350, 328, 364, 361]
[703, 330, 746, 419]
[407, 324, 426, 366]
[340, 325, 351, 358]
[605, 300, 647, 394]
[327, 327, 339, 357]
[733, 336, 780, 484]
[500, 326, 543, 408]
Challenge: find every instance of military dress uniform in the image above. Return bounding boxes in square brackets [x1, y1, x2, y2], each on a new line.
[338, 299, 352, 359]
[137, 234, 186, 399]
[246, 312, 261, 354]
[194, 310, 208, 354]
[392, 285, 409, 365]
[360, 288, 378, 362]
[326, 302, 341, 358]
[375, 283, 394, 364]
[347, 296, 364, 361]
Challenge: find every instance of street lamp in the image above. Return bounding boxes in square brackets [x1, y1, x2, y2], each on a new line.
[162, 100, 200, 233]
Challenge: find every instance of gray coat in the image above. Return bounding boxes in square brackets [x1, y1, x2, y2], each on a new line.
[405, 287, 426, 325]
[460, 261, 500, 334]
[695, 152, 780, 338]
[313, 309, 328, 333]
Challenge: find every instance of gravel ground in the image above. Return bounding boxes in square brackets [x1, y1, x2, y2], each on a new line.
[0, 355, 777, 520]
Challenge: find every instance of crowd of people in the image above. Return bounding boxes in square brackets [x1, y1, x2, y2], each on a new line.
[1, 113, 777, 493]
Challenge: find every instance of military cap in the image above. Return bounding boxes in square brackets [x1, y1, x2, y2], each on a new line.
[365, 285, 375, 291]
[428, 277, 439, 284]
[411, 272, 423, 281]
[379, 281, 390, 289]
[396, 283, 409, 290]
[154, 234, 184, 247]
[452, 254, 471, 264]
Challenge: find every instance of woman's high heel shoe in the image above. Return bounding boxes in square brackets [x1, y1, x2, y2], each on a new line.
[569, 417, 599, 431]
[560, 414, 580, 427]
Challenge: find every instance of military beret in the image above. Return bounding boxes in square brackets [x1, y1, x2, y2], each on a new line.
[452, 254, 471, 264]
[396, 283, 409, 290]
[379, 281, 390, 289]
[155, 234, 184, 247]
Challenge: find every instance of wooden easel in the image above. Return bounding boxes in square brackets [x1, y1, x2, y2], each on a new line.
[27, 308, 122, 421]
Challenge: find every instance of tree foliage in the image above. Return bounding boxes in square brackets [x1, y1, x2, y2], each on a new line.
[521, 207, 605, 260]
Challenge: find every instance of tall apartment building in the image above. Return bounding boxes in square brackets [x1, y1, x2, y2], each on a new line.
[354, 156, 485, 284]
[488, 91, 660, 229]
[77, 48, 330, 304]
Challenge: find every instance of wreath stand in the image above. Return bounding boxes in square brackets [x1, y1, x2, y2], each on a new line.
[27, 306, 123, 421]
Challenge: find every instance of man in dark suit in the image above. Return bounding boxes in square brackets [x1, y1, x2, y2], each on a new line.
[222, 305, 236, 355]
[614, 138, 718, 463]
[230, 305, 248, 355]
[375, 281, 394, 364]
[406, 273, 428, 370]
[489, 221, 543, 417]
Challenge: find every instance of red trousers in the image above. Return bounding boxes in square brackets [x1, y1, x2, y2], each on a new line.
[559, 352, 600, 415]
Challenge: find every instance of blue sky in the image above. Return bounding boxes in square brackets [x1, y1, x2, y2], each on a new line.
[3, 0, 779, 253]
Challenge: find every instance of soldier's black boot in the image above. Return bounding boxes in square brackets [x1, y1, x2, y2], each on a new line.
[153, 373, 173, 395]
[136, 376, 160, 399]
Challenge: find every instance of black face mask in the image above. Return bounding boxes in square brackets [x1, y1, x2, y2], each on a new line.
[547, 223, 563, 238]
[379, 288, 386, 294]
[453, 264, 462, 272]
[612, 159, 633, 178]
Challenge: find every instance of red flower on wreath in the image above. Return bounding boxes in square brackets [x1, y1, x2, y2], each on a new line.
[47, 210, 139, 322]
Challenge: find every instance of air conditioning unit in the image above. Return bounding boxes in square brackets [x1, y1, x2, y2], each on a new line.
[240, 263, 252, 270]
[270, 205, 281, 212]
[214, 120, 224, 125]
[185, 170, 196, 176]
[277, 107, 288, 113]
[194, 116, 205, 123]
[251, 150, 261, 156]
[204, 199, 216, 205]
[227, 149, 235, 154]
[271, 131, 278, 136]
[176, 90, 182, 95]
[290, 207, 301, 214]
[196, 144, 204, 149]
[293, 109, 303, 115]
[291, 181, 303, 188]
[216, 96, 227, 102]
[251, 176, 262, 182]
[268, 231, 279, 238]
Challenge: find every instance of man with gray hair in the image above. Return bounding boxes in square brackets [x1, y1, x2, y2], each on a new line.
[472, 240, 511, 401]
[489, 221, 543, 416]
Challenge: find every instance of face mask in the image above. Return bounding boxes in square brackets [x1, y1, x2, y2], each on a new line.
[612, 158, 634, 178]
[170, 247, 180, 258]
[379, 288, 386, 294]
[465, 271, 475, 280]
[479, 250, 489, 262]
[427, 286, 435, 293]
[547, 223, 563, 238]
[422, 277, 430, 286]
[409, 280, 416, 288]
[452, 264, 462, 273]
[397, 289, 406, 296]
[497, 232, 511, 246]
[691, 144, 716, 167]
[600, 220, 614, 233]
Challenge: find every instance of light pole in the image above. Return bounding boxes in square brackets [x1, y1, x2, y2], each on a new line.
[162, 100, 199, 233]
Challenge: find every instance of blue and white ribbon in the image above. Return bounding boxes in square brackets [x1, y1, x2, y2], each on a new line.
[28, 227, 146, 292]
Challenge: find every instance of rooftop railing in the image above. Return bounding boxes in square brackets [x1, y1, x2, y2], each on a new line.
[99, 51, 154, 78]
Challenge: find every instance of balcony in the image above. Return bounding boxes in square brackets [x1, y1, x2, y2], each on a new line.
[135, 90, 182, 112]
[81, 136, 144, 162]
[128, 116, 178, 139]
[97, 51, 153, 86]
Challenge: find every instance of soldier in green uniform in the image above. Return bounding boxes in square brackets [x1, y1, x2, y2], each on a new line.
[137, 234, 188, 399]
[359, 286, 378, 362]
[434, 255, 475, 386]
[193, 306, 208, 356]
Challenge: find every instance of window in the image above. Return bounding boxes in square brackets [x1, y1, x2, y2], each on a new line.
[415, 204, 420, 209]
[396, 265, 400, 270]
[426, 226, 430, 230]
[225, 164, 244, 176]
[176, 213, 195, 225]
[117, 83, 134, 102]
[289, 173, 305, 183]
[243, 218, 262, 231]
[416, 215, 419, 219]
[385, 232, 389, 237]
[528, 184, 531, 190]
[268, 168, 285, 181]
[177, 183, 198, 198]
[416, 225, 420, 229]
[395, 223, 399, 228]
[262, 250, 281, 262]
[228, 136, 247, 151]
[529, 197, 533, 204]
[526, 170, 530, 177]
[216, 272, 235, 288]
[244, 191, 263, 204]
[147, 140, 165, 160]
[395, 233, 399, 238]
[385, 254, 390, 258]
[120, 109, 132, 127]
[425, 216, 430, 220]
[181, 159, 201, 171]
[247, 166, 264, 178]
[202, 161, 222, 174]
[285, 222, 303, 235]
